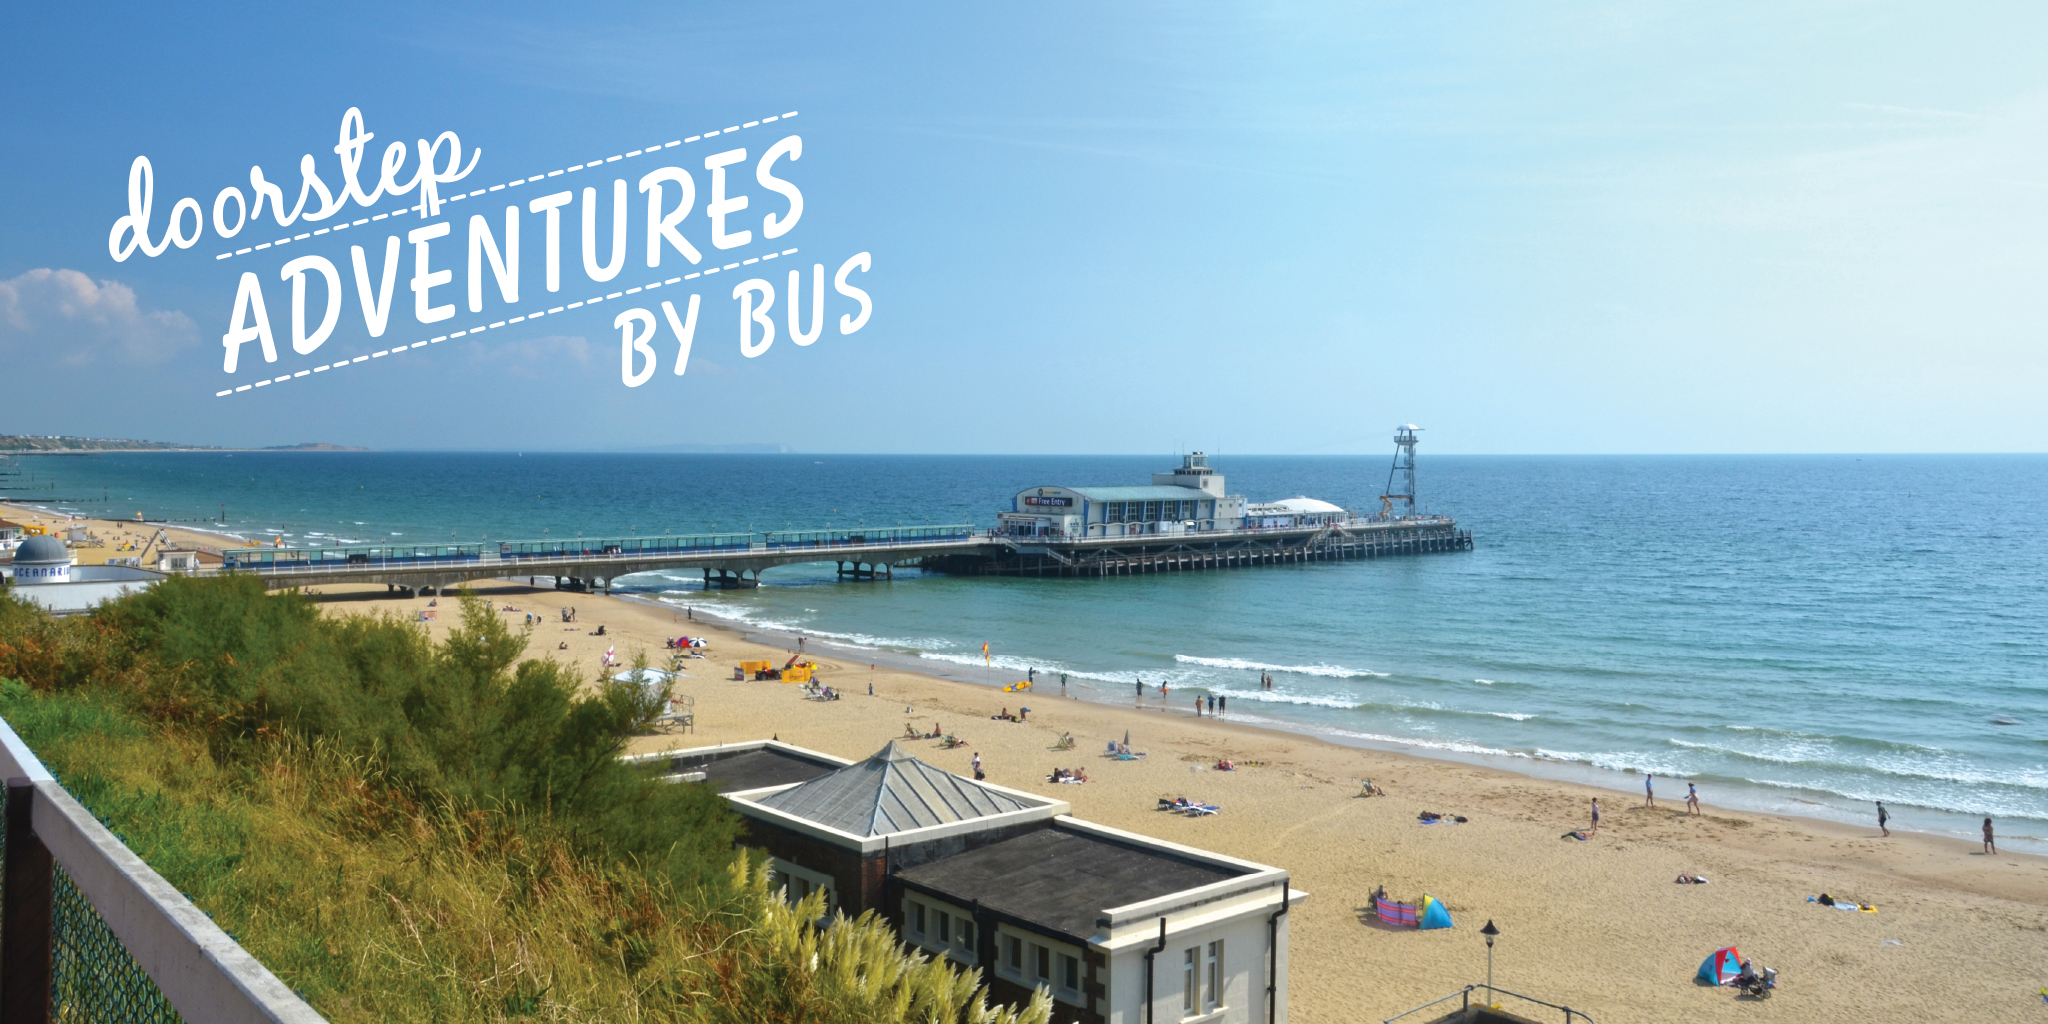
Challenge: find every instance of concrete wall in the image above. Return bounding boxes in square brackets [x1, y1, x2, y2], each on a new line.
[1106, 907, 1286, 1024]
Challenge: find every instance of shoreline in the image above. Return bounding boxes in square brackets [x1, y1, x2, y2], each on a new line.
[603, 586, 2044, 880]
[615, 580, 2041, 856]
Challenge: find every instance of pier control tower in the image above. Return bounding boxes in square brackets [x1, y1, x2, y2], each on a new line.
[1379, 424, 1421, 520]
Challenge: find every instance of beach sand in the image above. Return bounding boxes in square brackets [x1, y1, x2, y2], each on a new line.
[7, 506, 2039, 1022]
[0, 501, 265, 565]
[282, 577, 2048, 1024]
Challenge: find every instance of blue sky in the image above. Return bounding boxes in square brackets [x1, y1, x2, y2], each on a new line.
[2, 2, 2044, 453]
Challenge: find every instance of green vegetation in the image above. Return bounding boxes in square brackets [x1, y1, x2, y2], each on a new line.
[0, 579, 1048, 1024]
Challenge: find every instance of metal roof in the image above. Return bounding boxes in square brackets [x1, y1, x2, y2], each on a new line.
[754, 741, 1034, 837]
[677, 748, 841, 791]
[897, 827, 1248, 939]
[1060, 486, 1214, 502]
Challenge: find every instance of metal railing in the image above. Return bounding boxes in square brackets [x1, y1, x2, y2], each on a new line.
[0, 717, 324, 1023]
[1384, 984, 1595, 1024]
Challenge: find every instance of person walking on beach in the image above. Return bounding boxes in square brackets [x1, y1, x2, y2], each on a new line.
[1877, 801, 1890, 837]
[1686, 782, 1700, 815]
[1060, 672, 1068, 695]
[1194, 696, 1203, 716]
[1590, 798, 1602, 833]
[971, 751, 982, 776]
[1136, 678, 1144, 699]
[1218, 695, 1226, 714]
[1984, 817, 1996, 855]
[1645, 773, 1655, 808]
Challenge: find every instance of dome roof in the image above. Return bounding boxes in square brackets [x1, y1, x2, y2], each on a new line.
[13, 535, 70, 565]
[1271, 496, 1345, 514]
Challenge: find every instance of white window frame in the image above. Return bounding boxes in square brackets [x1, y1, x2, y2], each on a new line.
[904, 894, 977, 966]
[1204, 939, 1224, 1014]
[768, 857, 835, 914]
[993, 925, 1086, 1007]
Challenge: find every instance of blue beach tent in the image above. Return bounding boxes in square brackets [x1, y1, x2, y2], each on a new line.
[1697, 947, 1742, 985]
[1417, 895, 1453, 930]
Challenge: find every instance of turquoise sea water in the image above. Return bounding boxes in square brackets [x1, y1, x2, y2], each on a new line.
[9, 451, 2046, 848]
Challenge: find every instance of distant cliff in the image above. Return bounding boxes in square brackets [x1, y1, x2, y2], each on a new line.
[0, 436, 368, 453]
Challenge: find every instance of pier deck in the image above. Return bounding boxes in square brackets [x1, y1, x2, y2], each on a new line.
[179, 518, 1471, 594]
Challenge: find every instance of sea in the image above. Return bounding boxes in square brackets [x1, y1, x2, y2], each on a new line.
[7, 451, 2045, 850]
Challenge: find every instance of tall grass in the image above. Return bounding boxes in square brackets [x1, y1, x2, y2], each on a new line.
[0, 582, 1048, 1024]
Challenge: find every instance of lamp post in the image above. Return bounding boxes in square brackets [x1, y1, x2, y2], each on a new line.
[1480, 920, 1499, 1008]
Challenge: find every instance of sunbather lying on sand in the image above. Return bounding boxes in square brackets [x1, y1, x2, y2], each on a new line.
[1675, 873, 1710, 884]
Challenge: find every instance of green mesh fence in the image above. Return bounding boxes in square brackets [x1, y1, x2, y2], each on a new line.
[1, 790, 184, 1024]
[51, 865, 183, 1023]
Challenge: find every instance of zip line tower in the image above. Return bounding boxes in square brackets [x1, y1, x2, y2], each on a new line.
[1380, 424, 1422, 520]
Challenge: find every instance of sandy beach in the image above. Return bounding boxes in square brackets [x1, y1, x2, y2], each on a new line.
[7, 501, 2043, 1020]
[277, 575, 2044, 1023]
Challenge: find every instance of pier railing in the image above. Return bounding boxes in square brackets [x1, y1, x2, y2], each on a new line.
[0, 717, 324, 1023]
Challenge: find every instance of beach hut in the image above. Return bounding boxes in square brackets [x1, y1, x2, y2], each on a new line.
[1418, 894, 1453, 930]
[1697, 947, 1742, 985]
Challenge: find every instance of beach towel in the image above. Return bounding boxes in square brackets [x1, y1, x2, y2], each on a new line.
[1374, 897, 1419, 927]
[1698, 947, 1742, 986]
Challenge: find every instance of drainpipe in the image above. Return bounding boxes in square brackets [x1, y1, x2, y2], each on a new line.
[1267, 884, 1291, 1024]
[1142, 917, 1167, 1024]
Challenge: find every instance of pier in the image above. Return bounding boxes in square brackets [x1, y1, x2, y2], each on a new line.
[196, 517, 1471, 594]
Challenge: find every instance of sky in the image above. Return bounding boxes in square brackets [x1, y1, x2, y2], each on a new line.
[2, 1, 2044, 454]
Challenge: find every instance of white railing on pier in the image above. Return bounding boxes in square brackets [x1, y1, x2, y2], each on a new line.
[0, 716, 325, 1023]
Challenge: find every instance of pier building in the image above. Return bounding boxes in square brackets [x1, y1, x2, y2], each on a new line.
[640, 740, 1301, 1024]
[998, 453, 1248, 538]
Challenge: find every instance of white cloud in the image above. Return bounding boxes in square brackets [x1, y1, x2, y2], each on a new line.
[0, 268, 198, 366]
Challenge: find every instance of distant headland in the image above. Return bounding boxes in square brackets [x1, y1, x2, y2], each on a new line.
[0, 435, 369, 453]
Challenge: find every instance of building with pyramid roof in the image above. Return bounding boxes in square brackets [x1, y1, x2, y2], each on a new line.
[640, 739, 1303, 1024]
